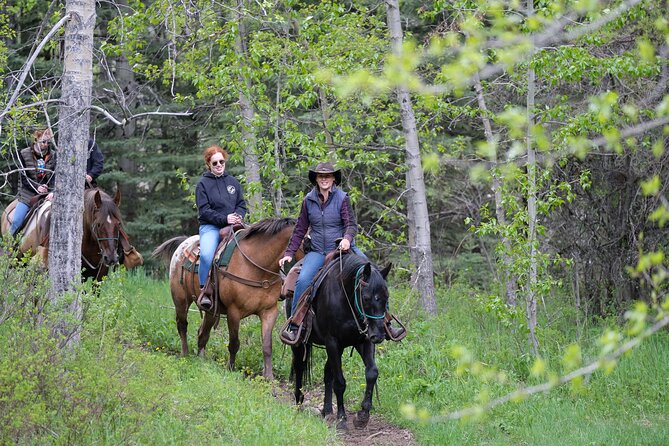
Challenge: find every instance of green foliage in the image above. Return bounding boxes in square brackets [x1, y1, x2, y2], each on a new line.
[0, 265, 337, 445]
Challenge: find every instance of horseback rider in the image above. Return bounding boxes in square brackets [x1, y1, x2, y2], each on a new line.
[195, 145, 247, 310]
[278, 161, 406, 342]
[10, 128, 57, 236]
[85, 138, 105, 188]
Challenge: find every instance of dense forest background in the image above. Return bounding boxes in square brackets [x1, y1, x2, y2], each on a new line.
[1, 0, 667, 328]
[1, 1, 669, 443]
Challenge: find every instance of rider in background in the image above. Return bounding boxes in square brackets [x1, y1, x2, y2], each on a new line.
[10, 128, 56, 236]
[195, 145, 247, 310]
[86, 138, 104, 188]
[278, 161, 405, 342]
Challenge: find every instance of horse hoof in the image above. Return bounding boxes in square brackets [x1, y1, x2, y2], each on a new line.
[354, 410, 370, 428]
[335, 418, 348, 431]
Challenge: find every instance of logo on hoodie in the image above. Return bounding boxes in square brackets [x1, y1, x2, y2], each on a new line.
[227, 185, 236, 195]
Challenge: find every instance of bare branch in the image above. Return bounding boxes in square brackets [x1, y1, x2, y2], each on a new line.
[0, 13, 73, 127]
[89, 105, 193, 126]
[590, 116, 669, 147]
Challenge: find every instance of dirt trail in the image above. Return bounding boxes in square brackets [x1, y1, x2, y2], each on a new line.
[273, 381, 417, 446]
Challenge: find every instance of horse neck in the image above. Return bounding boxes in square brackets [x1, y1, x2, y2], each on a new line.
[241, 226, 292, 271]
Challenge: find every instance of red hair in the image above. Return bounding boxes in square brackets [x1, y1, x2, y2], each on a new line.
[203, 145, 228, 165]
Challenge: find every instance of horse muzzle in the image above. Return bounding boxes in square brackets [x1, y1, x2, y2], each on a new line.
[102, 252, 120, 267]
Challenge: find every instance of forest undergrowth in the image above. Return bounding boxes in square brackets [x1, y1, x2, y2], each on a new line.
[1, 263, 668, 445]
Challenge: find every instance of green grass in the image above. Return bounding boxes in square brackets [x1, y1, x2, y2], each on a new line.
[2, 266, 668, 445]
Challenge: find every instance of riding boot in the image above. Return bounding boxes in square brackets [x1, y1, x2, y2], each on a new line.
[197, 277, 213, 310]
[385, 311, 406, 341]
[282, 323, 299, 343]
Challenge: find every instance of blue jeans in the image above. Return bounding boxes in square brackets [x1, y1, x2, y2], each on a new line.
[290, 245, 367, 318]
[10, 202, 30, 236]
[198, 224, 220, 287]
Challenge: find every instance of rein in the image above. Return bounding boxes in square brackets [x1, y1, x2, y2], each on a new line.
[339, 256, 385, 338]
[218, 229, 282, 289]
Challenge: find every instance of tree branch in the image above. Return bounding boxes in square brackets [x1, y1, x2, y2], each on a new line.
[89, 105, 193, 126]
[0, 13, 73, 127]
[431, 314, 669, 422]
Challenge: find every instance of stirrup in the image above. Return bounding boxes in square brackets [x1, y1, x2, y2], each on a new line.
[385, 314, 407, 342]
[279, 320, 302, 346]
[197, 283, 214, 311]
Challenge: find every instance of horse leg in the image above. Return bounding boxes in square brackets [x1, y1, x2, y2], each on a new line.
[172, 288, 190, 356]
[353, 342, 378, 429]
[226, 309, 241, 371]
[325, 341, 347, 430]
[291, 344, 307, 406]
[321, 356, 334, 417]
[196, 311, 217, 357]
[259, 307, 278, 380]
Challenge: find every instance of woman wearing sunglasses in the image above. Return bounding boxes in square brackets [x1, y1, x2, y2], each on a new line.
[195, 145, 247, 310]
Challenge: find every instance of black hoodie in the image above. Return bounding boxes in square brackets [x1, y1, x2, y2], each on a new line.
[195, 171, 247, 227]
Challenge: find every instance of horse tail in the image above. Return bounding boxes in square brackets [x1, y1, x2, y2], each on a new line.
[289, 343, 312, 384]
[151, 236, 188, 265]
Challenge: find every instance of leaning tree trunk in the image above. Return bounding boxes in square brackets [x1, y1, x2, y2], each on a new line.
[50, 0, 95, 349]
[235, 0, 262, 219]
[525, 0, 540, 356]
[473, 72, 518, 307]
[385, 0, 437, 315]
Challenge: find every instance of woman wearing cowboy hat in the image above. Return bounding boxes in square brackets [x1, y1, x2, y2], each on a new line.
[278, 161, 405, 342]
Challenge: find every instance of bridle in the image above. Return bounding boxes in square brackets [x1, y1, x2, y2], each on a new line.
[339, 257, 386, 337]
[81, 215, 121, 278]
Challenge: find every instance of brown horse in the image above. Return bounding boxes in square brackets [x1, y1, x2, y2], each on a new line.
[152, 218, 301, 380]
[1, 188, 137, 279]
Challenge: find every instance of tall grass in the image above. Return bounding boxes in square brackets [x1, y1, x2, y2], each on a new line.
[3, 263, 668, 445]
[0, 266, 337, 445]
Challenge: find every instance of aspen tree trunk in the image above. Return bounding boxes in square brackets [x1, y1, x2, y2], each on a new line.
[50, 1, 95, 349]
[385, 0, 436, 314]
[473, 73, 518, 307]
[236, 0, 262, 219]
[526, 0, 540, 356]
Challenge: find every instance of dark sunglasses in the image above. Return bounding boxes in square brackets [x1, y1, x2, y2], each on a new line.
[211, 160, 225, 166]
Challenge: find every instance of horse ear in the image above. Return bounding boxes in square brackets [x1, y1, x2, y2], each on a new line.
[362, 263, 372, 281]
[113, 188, 121, 206]
[94, 190, 102, 209]
[380, 263, 392, 279]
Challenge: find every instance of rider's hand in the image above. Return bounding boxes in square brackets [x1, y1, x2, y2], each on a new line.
[279, 256, 292, 268]
[37, 185, 48, 194]
[339, 238, 351, 251]
[86, 174, 93, 183]
[46, 192, 54, 201]
[227, 213, 242, 225]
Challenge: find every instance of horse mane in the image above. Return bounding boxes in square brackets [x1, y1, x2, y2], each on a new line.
[336, 253, 375, 282]
[238, 217, 296, 240]
[83, 188, 122, 227]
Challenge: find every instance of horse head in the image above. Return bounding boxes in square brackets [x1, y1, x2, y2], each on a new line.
[85, 188, 122, 268]
[353, 260, 392, 344]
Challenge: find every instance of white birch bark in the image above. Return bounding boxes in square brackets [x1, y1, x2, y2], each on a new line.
[472, 73, 518, 307]
[50, 0, 96, 349]
[236, 0, 262, 219]
[526, 0, 540, 356]
[385, 0, 436, 314]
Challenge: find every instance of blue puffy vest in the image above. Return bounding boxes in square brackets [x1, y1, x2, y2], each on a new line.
[305, 187, 347, 255]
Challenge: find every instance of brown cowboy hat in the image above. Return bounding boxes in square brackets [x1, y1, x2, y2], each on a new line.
[308, 162, 341, 186]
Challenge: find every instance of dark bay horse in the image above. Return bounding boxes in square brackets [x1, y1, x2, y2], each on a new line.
[291, 253, 391, 430]
[1, 188, 133, 279]
[152, 218, 299, 380]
